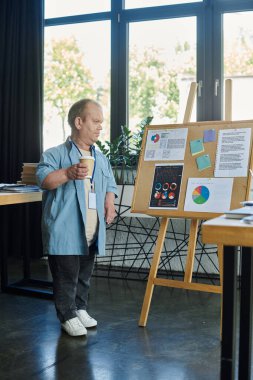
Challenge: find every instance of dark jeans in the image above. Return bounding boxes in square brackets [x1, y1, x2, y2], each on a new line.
[48, 252, 95, 323]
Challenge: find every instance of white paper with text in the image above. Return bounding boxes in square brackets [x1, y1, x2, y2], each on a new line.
[214, 128, 251, 177]
[144, 128, 188, 161]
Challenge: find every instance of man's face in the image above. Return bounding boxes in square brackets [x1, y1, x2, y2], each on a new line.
[76, 103, 103, 146]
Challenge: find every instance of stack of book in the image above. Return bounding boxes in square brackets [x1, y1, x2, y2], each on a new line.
[20, 163, 38, 185]
[224, 202, 253, 224]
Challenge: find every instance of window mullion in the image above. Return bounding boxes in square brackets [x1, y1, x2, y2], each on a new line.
[110, 0, 127, 140]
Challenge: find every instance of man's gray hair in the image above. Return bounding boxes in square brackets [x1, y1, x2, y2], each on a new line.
[68, 99, 101, 129]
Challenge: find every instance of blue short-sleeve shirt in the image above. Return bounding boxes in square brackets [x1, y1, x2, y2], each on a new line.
[36, 139, 118, 256]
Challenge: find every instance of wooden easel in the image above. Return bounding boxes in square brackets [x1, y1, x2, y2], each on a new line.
[137, 79, 245, 327]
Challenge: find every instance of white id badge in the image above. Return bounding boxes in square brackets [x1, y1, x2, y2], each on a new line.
[88, 192, 97, 209]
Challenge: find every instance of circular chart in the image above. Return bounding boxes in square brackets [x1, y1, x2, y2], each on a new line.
[192, 185, 210, 204]
[151, 133, 160, 143]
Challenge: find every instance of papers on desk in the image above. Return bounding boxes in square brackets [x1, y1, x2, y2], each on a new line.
[242, 215, 253, 224]
[224, 206, 253, 219]
[0, 184, 40, 192]
[241, 201, 253, 207]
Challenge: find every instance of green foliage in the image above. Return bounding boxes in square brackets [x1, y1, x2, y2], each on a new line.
[132, 116, 153, 156]
[129, 46, 182, 122]
[44, 37, 195, 143]
[129, 47, 177, 120]
[224, 30, 253, 76]
[44, 37, 96, 140]
[96, 116, 153, 184]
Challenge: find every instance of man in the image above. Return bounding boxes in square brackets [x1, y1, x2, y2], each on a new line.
[36, 99, 118, 337]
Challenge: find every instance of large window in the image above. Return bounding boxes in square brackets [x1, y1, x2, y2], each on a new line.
[44, 22, 110, 150]
[44, 1, 253, 149]
[223, 11, 253, 120]
[128, 17, 196, 130]
[125, 0, 202, 9]
[45, 0, 110, 19]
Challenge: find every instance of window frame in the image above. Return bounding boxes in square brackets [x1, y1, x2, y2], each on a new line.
[43, 0, 253, 144]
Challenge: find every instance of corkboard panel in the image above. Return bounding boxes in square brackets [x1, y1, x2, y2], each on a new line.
[131, 120, 253, 220]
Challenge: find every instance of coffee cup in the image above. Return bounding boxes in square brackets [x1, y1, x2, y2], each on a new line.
[79, 156, 95, 179]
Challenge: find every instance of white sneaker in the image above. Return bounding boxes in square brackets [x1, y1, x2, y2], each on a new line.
[61, 317, 87, 336]
[76, 310, 97, 328]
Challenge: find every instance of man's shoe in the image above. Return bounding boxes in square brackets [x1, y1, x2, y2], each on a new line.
[76, 310, 97, 328]
[61, 317, 87, 336]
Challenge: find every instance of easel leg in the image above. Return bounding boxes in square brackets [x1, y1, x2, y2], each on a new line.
[139, 217, 169, 327]
[184, 219, 199, 283]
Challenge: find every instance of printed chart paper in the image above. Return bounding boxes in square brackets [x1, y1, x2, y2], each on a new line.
[149, 164, 183, 209]
[215, 128, 251, 177]
[184, 178, 233, 213]
[144, 128, 188, 161]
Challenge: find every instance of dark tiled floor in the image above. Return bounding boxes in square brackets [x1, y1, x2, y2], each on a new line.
[0, 276, 221, 380]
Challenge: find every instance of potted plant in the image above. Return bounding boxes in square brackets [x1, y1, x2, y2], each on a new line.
[96, 116, 153, 185]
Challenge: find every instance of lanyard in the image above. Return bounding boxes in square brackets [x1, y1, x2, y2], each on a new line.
[89, 145, 96, 187]
[70, 138, 96, 187]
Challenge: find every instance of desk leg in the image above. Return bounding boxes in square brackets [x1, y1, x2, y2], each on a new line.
[238, 247, 253, 380]
[220, 245, 238, 380]
[23, 204, 31, 280]
[1, 207, 9, 290]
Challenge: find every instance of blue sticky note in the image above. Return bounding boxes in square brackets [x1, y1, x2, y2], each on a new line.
[196, 154, 212, 171]
[204, 129, 216, 143]
[190, 139, 204, 156]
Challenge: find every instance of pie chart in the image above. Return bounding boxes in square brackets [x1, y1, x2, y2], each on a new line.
[192, 185, 210, 204]
[151, 133, 160, 143]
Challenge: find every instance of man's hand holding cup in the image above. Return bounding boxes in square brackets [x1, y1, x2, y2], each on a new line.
[79, 156, 95, 179]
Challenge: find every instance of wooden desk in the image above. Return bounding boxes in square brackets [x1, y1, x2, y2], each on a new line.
[202, 216, 253, 380]
[0, 192, 53, 298]
[0, 191, 42, 205]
